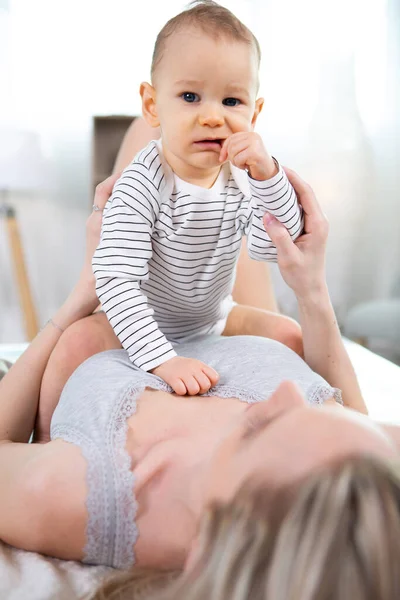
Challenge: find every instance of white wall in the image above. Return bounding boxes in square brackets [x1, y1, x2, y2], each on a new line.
[1, 0, 399, 341]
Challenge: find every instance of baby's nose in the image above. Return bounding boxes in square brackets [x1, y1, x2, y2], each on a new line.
[198, 105, 225, 127]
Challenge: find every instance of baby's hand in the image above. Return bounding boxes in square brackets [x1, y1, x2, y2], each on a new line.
[151, 356, 219, 396]
[219, 132, 278, 181]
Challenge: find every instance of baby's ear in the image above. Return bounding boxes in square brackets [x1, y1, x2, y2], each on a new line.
[140, 82, 160, 128]
[251, 97, 264, 129]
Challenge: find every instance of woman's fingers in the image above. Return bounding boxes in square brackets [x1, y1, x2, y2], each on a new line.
[81, 173, 121, 295]
[266, 168, 329, 298]
[283, 167, 329, 239]
[263, 213, 297, 261]
[86, 172, 122, 255]
[94, 172, 121, 209]
[283, 167, 319, 216]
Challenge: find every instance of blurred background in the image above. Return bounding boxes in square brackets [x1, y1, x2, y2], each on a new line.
[0, 0, 399, 362]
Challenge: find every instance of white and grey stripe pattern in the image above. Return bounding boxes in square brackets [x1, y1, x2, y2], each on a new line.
[93, 140, 303, 372]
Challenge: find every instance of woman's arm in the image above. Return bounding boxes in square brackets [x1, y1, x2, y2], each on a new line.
[113, 118, 160, 174]
[297, 287, 366, 413]
[0, 291, 96, 444]
[264, 169, 367, 414]
[0, 174, 120, 444]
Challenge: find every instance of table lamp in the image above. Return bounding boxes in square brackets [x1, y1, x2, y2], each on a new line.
[0, 129, 49, 340]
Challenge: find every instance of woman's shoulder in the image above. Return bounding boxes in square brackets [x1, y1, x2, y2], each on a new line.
[51, 349, 170, 440]
[57, 349, 145, 408]
[67, 348, 136, 381]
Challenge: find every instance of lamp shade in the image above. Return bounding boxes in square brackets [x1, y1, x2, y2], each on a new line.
[0, 129, 49, 191]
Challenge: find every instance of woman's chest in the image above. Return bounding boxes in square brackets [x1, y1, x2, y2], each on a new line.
[125, 390, 245, 464]
[125, 390, 246, 569]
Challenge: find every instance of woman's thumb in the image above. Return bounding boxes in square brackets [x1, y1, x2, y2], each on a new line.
[263, 213, 293, 255]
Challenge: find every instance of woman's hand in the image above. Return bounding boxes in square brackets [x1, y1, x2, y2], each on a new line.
[263, 168, 329, 300]
[54, 173, 120, 329]
[264, 169, 367, 413]
[70, 174, 120, 312]
[80, 173, 120, 292]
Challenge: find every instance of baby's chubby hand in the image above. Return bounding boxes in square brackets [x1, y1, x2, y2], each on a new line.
[219, 132, 278, 181]
[151, 356, 219, 396]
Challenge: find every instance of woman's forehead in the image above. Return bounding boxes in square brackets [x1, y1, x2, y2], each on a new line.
[242, 405, 396, 485]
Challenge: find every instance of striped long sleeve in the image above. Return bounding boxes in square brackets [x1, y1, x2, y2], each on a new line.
[244, 163, 303, 261]
[93, 157, 178, 372]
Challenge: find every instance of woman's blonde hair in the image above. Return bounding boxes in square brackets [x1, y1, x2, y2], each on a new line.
[92, 455, 400, 600]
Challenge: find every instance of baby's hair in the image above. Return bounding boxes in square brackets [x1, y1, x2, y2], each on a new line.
[150, 0, 261, 82]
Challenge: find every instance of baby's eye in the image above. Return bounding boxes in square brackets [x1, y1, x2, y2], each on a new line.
[223, 97, 241, 107]
[182, 92, 200, 103]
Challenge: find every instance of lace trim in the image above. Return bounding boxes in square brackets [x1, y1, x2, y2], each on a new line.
[204, 384, 265, 404]
[307, 382, 343, 406]
[207, 383, 343, 406]
[108, 378, 172, 568]
[108, 383, 143, 569]
[52, 383, 151, 569]
[99, 379, 171, 568]
[50, 426, 110, 565]
[332, 387, 343, 405]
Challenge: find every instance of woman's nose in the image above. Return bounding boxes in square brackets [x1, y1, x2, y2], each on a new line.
[198, 104, 224, 127]
[267, 381, 307, 416]
[242, 381, 306, 437]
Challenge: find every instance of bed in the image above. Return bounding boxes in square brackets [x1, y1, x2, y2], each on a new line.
[1, 340, 400, 599]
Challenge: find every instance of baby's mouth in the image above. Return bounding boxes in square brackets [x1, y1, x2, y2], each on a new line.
[195, 139, 223, 147]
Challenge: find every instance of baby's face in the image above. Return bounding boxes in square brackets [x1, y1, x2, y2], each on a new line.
[147, 28, 263, 184]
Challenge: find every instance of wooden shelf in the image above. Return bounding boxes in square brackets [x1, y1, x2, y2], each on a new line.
[91, 115, 137, 200]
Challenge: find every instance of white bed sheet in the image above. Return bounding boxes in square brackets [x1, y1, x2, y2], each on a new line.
[0, 543, 111, 600]
[0, 339, 400, 599]
[343, 339, 400, 423]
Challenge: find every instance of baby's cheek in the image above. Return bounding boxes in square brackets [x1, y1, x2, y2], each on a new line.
[230, 113, 253, 134]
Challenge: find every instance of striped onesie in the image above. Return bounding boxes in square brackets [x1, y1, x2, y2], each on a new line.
[92, 139, 303, 372]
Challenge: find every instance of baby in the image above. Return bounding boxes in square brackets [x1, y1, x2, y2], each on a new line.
[93, 0, 303, 395]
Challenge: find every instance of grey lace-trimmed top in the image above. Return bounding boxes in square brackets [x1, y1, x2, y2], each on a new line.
[50, 334, 341, 569]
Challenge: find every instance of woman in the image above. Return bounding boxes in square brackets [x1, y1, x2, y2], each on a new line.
[1, 168, 387, 579]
